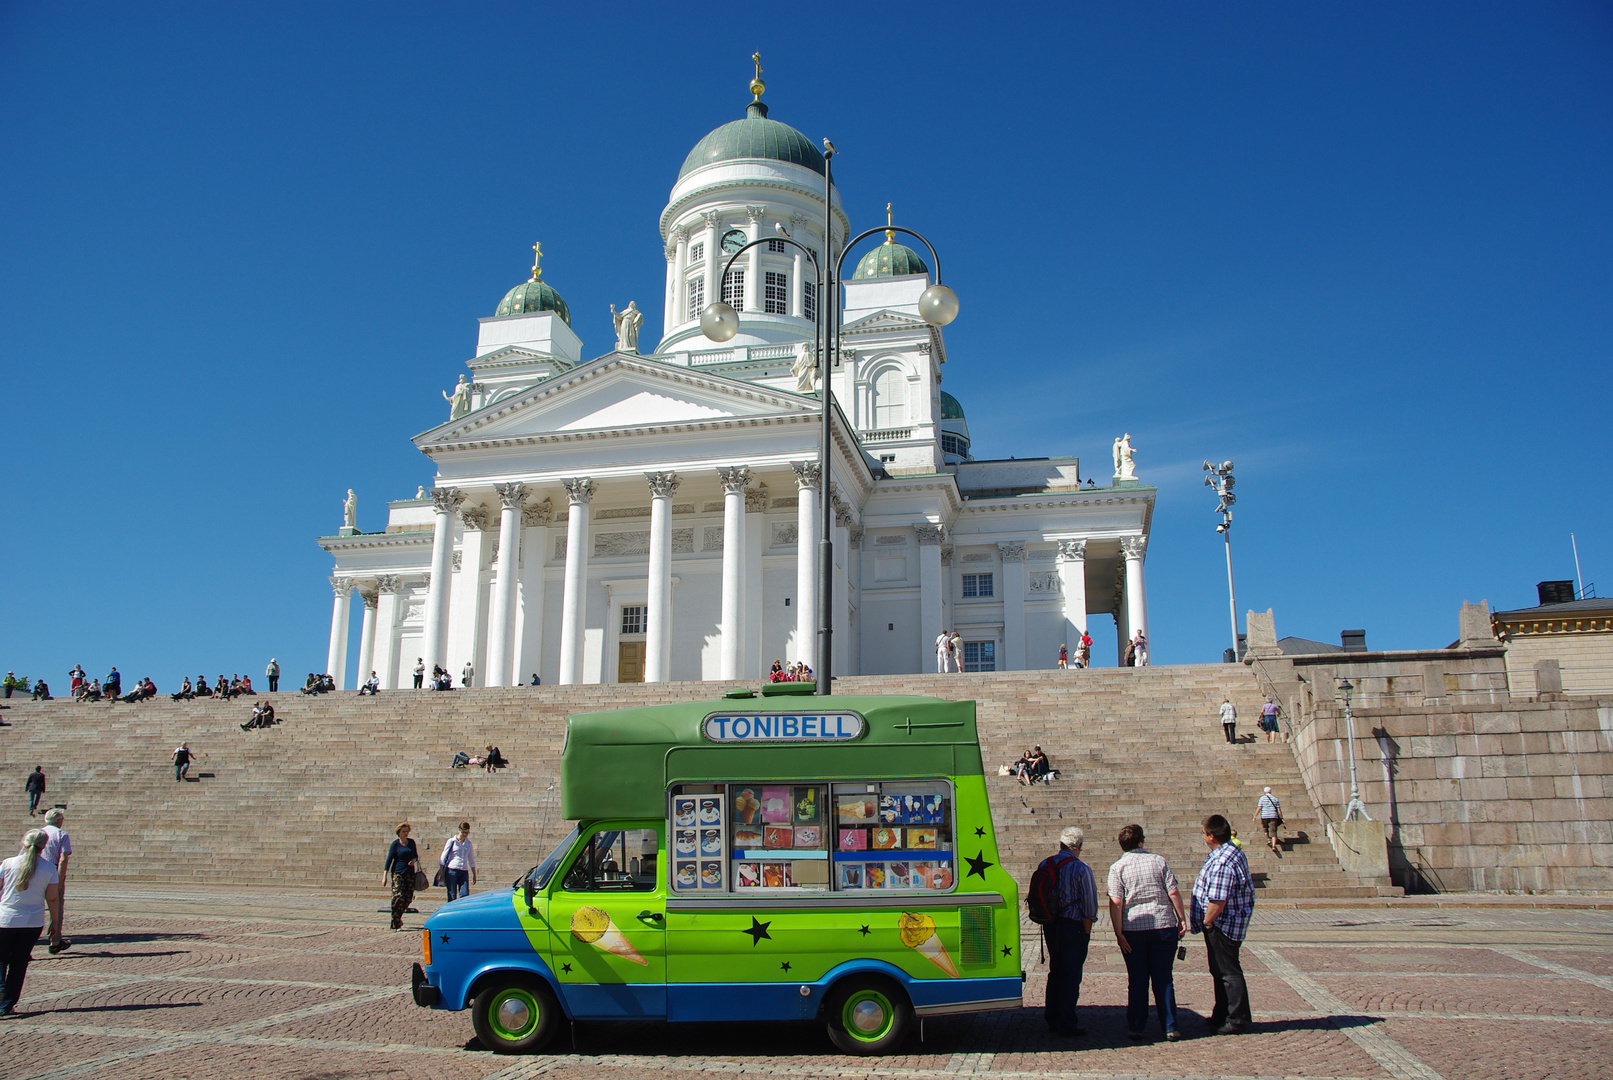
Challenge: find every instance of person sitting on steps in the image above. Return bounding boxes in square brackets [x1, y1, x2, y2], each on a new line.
[359, 671, 380, 696]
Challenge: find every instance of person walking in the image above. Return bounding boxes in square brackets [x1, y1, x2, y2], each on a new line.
[1218, 698, 1237, 744]
[460, 661, 474, 689]
[172, 744, 195, 783]
[439, 822, 477, 901]
[39, 809, 71, 954]
[1, 673, 15, 699]
[1253, 788, 1283, 853]
[1078, 630, 1092, 669]
[1058, 644, 1068, 669]
[1037, 826, 1099, 1037]
[383, 823, 420, 930]
[1191, 813, 1256, 1035]
[413, 659, 425, 690]
[266, 658, 280, 693]
[1259, 698, 1280, 742]
[1106, 824, 1186, 1041]
[23, 768, 44, 817]
[1132, 630, 1149, 666]
[0, 829, 62, 1017]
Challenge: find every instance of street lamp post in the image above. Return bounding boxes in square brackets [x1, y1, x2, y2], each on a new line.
[1204, 460, 1239, 661]
[701, 143, 958, 695]
[1335, 678, 1372, 822]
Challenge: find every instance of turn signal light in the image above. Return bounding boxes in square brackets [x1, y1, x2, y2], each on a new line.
[422, 928, 432, 966]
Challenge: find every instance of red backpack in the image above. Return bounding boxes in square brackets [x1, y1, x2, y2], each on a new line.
[1026, 850, 1071, 925]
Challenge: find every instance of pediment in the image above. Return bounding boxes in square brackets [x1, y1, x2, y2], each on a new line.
[415, 353, 817, 448]
[841, 309, 930, 336]
[469, 345, 572, 369]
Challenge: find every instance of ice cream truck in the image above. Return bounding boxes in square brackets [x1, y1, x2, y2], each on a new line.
[410, 685, 1022, 1055]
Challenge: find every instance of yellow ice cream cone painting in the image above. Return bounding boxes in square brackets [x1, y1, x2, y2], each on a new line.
[570, 906, 648, 966]
[898, 912, 959, 978]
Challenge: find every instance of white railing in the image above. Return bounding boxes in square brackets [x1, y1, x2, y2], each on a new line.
[862, 427, 913, 443]
[683, 343, 797, 366]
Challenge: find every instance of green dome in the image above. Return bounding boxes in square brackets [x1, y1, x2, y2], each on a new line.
[940, 392, 965, 420]
[679, 101, 825, 180]
[851, 239, 929, 280]
[495, 277, 570, 325]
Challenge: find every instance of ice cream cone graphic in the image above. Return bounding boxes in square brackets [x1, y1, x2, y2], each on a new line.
[570, 906, 648, 966]
[898, 912, 959, 978]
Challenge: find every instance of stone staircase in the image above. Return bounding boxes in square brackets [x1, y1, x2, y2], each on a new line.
[0, 666, 1397, 900]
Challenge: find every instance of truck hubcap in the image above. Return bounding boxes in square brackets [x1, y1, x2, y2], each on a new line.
[491, 989, 538, 1038]
[851, 999, 887, 1032]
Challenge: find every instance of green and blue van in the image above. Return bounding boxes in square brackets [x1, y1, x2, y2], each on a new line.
[410, 686, 1022, 1054]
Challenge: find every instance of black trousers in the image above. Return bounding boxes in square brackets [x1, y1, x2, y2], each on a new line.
[0, 925, 43, 1010]
[1043, 919, 1090, 1034]
[1204, 924, 1251, 1026]
[268, 676, 278, 691]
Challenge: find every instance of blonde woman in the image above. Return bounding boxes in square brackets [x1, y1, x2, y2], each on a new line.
[0, 829, 62, 1015]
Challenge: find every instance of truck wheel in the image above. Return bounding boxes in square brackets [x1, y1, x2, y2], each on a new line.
[824, 976, 912, 1055]
[471, 973, 560, 1054]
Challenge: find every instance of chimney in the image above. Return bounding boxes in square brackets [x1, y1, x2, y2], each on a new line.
[1537, 580, 1575, 606]
[1340, 629, 1367, 652]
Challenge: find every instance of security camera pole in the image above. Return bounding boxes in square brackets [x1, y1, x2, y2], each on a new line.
[1204, 461, 1239, 662]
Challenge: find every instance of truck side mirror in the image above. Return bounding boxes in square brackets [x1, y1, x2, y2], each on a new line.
[523, 877, 536, 911]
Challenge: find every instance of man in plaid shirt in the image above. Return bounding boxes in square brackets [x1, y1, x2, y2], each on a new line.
[1039, 826, 1099, 1036]
[1190, 813, 1255, 1034]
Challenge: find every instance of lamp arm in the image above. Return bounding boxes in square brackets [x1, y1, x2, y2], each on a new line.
[834, 225, 947, 284]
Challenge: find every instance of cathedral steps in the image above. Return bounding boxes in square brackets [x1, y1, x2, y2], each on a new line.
[0, 666, 1397, 901]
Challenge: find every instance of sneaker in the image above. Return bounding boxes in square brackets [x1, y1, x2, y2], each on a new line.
[1215, 1022, 1248, 1036]
[1165, 1030, 1182, 1041]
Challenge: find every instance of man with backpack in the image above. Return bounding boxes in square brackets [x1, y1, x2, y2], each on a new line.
[1028, 826, 1098, 1037]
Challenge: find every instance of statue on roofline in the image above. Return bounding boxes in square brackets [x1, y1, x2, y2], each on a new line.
[611, 301, 643, 353]
[443, 374, 473, 419]
[342, 488, 357, 530]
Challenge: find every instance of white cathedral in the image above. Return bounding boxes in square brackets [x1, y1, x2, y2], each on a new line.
[318, 76, 1155, 689]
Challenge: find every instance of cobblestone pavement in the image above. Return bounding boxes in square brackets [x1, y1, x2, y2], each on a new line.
[1, 886, 1609, 1080]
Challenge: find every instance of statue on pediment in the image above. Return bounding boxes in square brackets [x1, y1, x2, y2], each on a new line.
[1113, 433, 1138, 480]
[792, 341, 818, 393]
[342, 488, 357, 530]
[443, 374, 473, 419]
[611, 301, 643, 353]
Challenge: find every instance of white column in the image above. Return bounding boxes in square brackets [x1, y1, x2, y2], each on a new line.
[326, 577, 351, 687]
[999, 542, 1027, 670]
[663, 228, 685, 339]
[792, 462, 821, 671]
[702, 211, 721, 322]
[514, 497, 552, 685]
[422, 487, 464, 675]
[645, 471, 679, 682]
[1056, 540, 1088, 653]
[1123, 536, 1149, 646]
[718, 466, 750, 680]
[744, 206, 764, 313]
[744, 484, 766, 677]
[447, 505, 490, 682]
[558, 478, 595, 685]
[916, 525, 945, 671]
[790, 245, 805, 317]
[486, 483, 528, 687]
[374, 576, 401, 689]
[356, 587, 379, 688]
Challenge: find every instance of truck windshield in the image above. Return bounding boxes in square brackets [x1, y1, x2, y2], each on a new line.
[526, 826, 579, 890]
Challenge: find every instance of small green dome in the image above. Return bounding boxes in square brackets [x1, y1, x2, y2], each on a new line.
[496, 277, 570, 325]
[940, 392, 965, 420]
[851, 240, 929, 280]
[679, 101, 825, 180]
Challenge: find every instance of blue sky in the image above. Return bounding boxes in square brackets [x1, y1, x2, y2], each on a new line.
[2, 2, 1609, 685]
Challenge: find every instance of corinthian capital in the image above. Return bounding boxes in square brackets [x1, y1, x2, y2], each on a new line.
[375, 574, 402, 594]
[645, 471, 681, 499]
[563, 478, 597, 505]
[522, 497, 554, 527]
[494, 482, 529, 511]
[998, 541, 1027, 562]
[459, 505, 490, 531]
[746, 205, 767, 224]
[914, 523, 946, 546]
[1121, 536, 1148, 560]
[702, 210, 722, 230]
[1057, 539, 1088, 562]
[717, 466, 752, 495]
[791, 461, 822, 492]
[330, 576, 351, 597]
[429, 487, 466, 515]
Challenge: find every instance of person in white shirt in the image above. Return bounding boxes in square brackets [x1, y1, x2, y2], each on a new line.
[461, 661, 474, 688]
[935, 632, 952, 673]
[948, 630, 963, 673]
[1253, 788, 1283, 853]
[0, 829, 62, 1016]
[439, 822, 477, 901]
[1106, 823, 1186, 1041]
[413, 658, 425, 690]
[1218, 699, 1237, 744]
[39, 809, 71, 954]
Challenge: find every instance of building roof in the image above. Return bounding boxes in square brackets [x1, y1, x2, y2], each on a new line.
[851, 239, 929, 280]
[1277, 636, 1344, 656]
[495, 277, 570, 325]
[678, 100, 825, 180]
[1493, 597, 1613, 619]
[940, 391, 965, 420]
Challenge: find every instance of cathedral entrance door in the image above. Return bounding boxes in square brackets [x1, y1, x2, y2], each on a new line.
[618, 642, 646, 683]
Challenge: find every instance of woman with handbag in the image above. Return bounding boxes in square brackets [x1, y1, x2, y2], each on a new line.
[382, 823, 421, 930]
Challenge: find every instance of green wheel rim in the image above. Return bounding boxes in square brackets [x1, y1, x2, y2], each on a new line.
[841, 988, 895, 1042]
[488, 987, 541, 1041]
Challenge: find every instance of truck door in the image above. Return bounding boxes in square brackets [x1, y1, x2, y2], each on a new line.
[546, 824, 667, 1018]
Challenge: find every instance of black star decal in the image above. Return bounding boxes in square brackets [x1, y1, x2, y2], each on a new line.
[780, 961, 792, 972]
[966, 851, 994, 879]
[561, 963, 572, 974]
[742, 916, 773, 946]
[1001, 945, 1012, 957]
[974, 826, 986, 837]
[858, 924, 871, 936]
[439, 933, 450, 944]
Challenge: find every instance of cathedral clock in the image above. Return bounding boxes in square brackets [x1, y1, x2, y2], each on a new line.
[721, 228, 748, 254]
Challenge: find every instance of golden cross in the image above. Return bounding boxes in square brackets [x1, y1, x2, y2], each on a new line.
[753, 52, 762, 81]
[530, 241, 542, 279]
[885, 202, 895, 243]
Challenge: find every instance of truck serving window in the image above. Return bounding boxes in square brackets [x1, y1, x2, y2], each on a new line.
[669, 781, 954, 894]
[561, 828, 659, 893]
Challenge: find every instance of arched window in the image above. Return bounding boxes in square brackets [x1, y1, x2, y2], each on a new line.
[872, 368, 906, 428]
